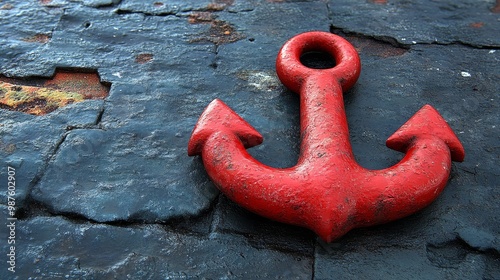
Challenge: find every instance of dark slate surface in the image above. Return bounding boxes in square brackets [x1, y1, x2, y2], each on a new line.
[0, 101, 104, 209]
[0, 209, 312, 279]
[1, 0, 499, 278]
[328, 0, 500, 47]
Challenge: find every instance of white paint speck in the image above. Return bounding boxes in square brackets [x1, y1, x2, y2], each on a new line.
[461, 71, 471, 77]
[412, 41, 417, 44]
[489, 50, 496, 54]
[246, 71, 279, 92]
[112, 72, 122, 78]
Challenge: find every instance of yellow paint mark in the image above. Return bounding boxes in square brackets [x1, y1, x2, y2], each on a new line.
[0, 70, 110, 116]
[0, 81, 85, 115]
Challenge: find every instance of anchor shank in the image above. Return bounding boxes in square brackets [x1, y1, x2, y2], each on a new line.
[298, 73, 356, 166]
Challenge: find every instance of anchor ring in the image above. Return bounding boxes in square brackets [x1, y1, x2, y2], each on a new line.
[276, 31, 361, 93]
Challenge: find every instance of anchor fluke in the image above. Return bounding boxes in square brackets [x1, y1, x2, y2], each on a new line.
[386, 104, 465, 162]
[187, 99, 263, 156]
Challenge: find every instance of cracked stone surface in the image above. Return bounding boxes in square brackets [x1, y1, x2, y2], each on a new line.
[328, 0, 500, 47]
[0, 212, 312, 279]
[0, 100, 103, 209]
[1, 0, 499, 278]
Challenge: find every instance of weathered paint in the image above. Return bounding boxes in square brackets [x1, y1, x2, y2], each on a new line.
[0, 70, 109, 115]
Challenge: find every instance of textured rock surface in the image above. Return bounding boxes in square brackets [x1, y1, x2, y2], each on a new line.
[0, 101, 103, 209]
[1, 0, 499, 278]
[0, 213, 312, 279]
[328, 0, 500, 47]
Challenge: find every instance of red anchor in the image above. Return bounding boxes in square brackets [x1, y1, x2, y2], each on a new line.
[188, 31, 465, 242]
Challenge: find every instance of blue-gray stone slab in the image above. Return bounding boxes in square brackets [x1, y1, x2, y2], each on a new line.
[315, 228, 500, 280]
[32, 124, 218, 222]
[0, 0, 499, 278]
[0, 1, 63, 74]
[0, 101, 103, 209]
[0, 214, 312, 279]
[327, 0, 500, 47]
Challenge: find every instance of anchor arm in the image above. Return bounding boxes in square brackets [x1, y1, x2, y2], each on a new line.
[201, 132, 357, 241]
[354, 105, 465, 226]
[188, 99, 329, 232]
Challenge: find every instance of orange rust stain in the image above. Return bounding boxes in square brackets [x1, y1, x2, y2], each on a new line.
[40, 0, 52, 4]
[135, 53, 154, 64]
[208, 0, 234, 10]
[153, 2, 164, 7]
[43, 71, 109, 99]
[469, 22, 484, 28]
[370, 0, 388, 4]
[186, 1, 240, 45]
[188, 12, 215, 24]
[189, 12, 244, 45]
[492, 0, 500, 13]
[23, 33, 51, 44]
[0, 70, 110, 116]
[206, 3, 226, 11]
